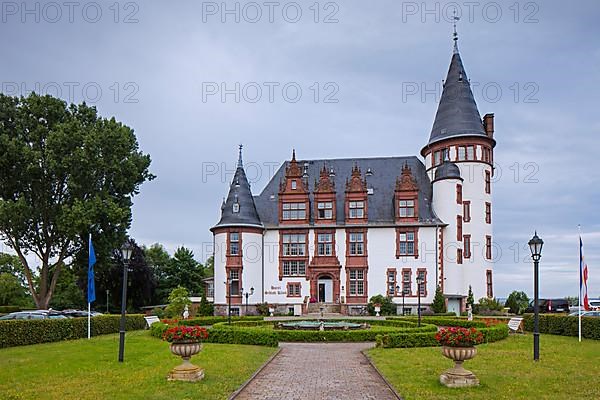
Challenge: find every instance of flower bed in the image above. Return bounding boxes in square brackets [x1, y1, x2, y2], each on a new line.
[435, 327, 484, 347]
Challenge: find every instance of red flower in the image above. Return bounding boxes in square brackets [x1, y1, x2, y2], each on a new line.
[162, 325, 209, 343]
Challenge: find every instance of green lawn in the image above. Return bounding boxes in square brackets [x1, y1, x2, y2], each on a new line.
[0, 331, 276, 400]
[368, 334, 600, 399]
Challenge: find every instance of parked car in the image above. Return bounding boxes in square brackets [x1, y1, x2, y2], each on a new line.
[524, 299, 570, 314]
[589, 299, 600, 311]
[0, 311, 68, 320]
[568, 310, 600, 317]
[60, 309, 103, 318]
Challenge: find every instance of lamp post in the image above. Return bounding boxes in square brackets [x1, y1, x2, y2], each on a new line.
[528, 231, 544, 361]
[118, 240, 133, 363]
[403, 288, 408, 316]
[243, 287, 254, 315]
[416, 276, 424, 327]
[106, 289, 109, 313]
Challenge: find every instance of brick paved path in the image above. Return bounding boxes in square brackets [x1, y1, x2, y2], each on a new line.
[232, 342, 400, 400]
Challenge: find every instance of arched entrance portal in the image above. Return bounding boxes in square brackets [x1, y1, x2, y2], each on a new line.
[317, 275, 333, 303]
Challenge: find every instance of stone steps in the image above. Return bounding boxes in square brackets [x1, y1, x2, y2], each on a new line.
[307, 303, 341, 314]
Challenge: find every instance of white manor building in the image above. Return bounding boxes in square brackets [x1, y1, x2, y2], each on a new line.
[211, 38, 496, 316]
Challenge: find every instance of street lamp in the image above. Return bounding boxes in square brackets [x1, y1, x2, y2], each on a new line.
[416, 276, 424, 327]
[118, 240, 133, 363]
[528, 231, 543, 361]
[395, 285, 407, 316]
[243, 287, 254, 315]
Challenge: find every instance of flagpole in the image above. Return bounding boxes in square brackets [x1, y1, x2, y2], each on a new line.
[88, 232, 92, 340]
[578, 225, 582, 343]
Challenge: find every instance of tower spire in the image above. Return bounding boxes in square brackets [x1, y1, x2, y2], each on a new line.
[452, 9, 460, 54]
[237, 144, 243, 168]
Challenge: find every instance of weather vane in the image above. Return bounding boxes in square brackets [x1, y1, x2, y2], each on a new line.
[452, 8, 460, 53]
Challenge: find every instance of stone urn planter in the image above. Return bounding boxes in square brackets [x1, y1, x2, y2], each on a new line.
[162, 325, 208, 382]
[436, 327, 483, 388]
[168, 341, 205, 382]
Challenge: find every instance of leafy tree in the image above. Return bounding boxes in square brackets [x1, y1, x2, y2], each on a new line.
[367, 294, 396, 316]
[198, 294, 214, 316]
[564, 296, 579, 307]
[48, 265, 85, 310]
[466, 285, 475, 309]
[0, 93, 153, 309]
[91, 239, 156, 312]
[165, 286, 191, 318]
[204, 255, 214, 278]
[0, 273, 30, 306]
[504, 290, 530, 314]
[165, 247, 204, 296]
[431, 286, 447, 313]
[143, 243, 172, 303]
[474, 297, 504, 315]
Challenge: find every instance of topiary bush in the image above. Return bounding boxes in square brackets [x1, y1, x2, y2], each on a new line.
[0, 315, 146, 348]
[523, 314, 600, 339]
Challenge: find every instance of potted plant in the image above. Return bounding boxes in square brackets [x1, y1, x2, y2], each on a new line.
[162, 325, 209, 382]
[435, 327, 483, 387]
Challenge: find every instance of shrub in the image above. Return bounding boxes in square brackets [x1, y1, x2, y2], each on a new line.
[523, 314, 600, 340]
[431, 286, 447, 314]
[165, 286, 191, 318]
[150, 322, 168, 339]
[474, 297, 504, 315]
[0, 315, 146, 348]
[367, 295, 396, 316]
[255, 302, 270, 316]
[505, 291, 529, 314]
[197, 295, 214, 316]
[179, 316, 263, 326]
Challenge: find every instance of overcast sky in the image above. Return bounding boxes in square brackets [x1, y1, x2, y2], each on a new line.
[1, 0, 599, 299]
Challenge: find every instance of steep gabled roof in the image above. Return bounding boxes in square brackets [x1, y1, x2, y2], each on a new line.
[254, 156, 443, 227]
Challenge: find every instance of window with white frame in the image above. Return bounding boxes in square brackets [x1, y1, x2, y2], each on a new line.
[349, 269, 365, 296]
[317, 202, 333, 219]
[317, 233, 333, 256]
[398, 231, 415, 255]
[282, 202, 306, 220]
[402, 270, 411, 295]
[348, 201, 364, 218]
[228, 270, 240, 296]
[348, 232, 364, 255]
[282, 260, 306, 276]
[387, 270, 397, 296]
[282, 234, 306, 256]
[229, 232, 239, 255]
[398, 199, 415, 218]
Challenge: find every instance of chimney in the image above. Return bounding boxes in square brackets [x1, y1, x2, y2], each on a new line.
[483, 113, 494, 138]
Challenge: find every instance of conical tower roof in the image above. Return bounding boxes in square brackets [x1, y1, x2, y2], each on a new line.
[211, 146, 263, 230]
[425, 44, 487, 147]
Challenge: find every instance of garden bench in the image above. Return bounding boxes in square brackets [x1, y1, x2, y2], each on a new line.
[144, 316, 161, 328]
[507, 317, 524, 334]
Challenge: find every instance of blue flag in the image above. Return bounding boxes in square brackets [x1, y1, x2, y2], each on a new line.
[88, 235, 96, 303]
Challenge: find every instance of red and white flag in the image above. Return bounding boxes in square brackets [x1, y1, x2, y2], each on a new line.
[580, 237, 590, 311]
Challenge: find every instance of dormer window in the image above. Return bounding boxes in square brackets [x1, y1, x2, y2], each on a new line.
[348, 201, 364, 218]
[291, 180, 297, 190]
[282, 202, 306, 220]
[398, 200, 415, 218]
[232, 203, 240, 213]
[317, 202, 333, 219]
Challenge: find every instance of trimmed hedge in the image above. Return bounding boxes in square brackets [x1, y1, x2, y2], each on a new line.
[0, 306, 21, 313]
[523, 314, 600, 339]
[389, 316, 486, 329]
[0, 315, 146, 348]
[178, 316, 263, 326]
[376, 320, 509, 348]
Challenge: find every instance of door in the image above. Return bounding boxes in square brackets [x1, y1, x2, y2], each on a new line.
[448, 299, 460, 316]
[318, 283, 326, 302]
